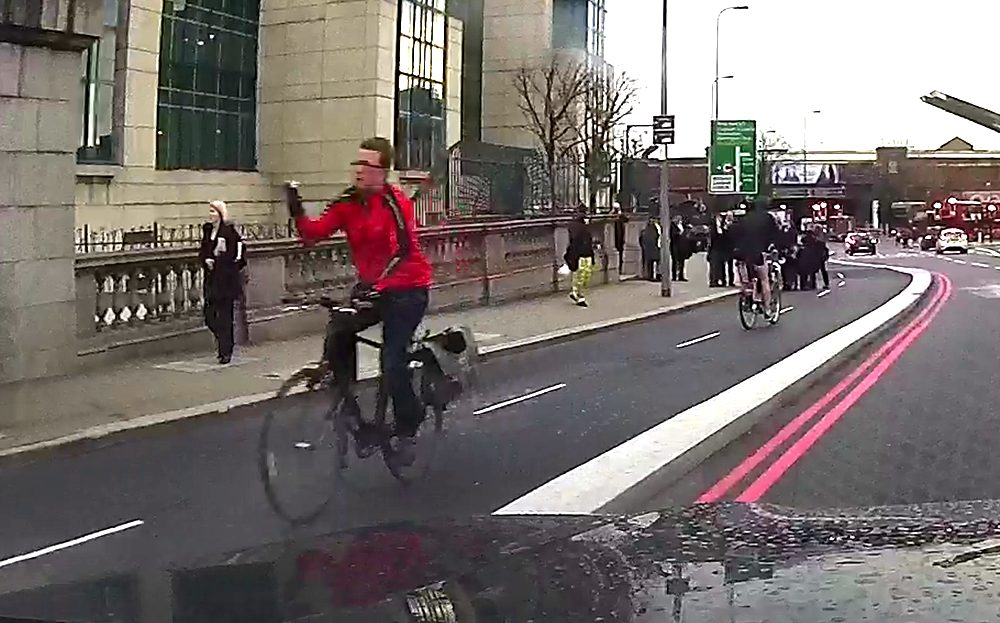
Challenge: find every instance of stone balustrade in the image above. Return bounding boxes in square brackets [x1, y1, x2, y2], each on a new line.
[73, 216, 644, 365]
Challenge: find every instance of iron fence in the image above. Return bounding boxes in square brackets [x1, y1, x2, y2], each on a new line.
[412, 149, 584, 226]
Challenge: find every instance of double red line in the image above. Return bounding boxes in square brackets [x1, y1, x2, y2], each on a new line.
[697, 273, 952, 504]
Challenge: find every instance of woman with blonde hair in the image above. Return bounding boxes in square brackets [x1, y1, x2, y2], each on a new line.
[199, 200, 245, 364]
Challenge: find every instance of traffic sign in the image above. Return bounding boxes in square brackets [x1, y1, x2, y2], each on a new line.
[708, 120, 757, 195]
[653, 115, 675, 145]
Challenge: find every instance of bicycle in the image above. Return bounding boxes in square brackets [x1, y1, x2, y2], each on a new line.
[258, 292, 477, 525]
[737, 248, 783, 330]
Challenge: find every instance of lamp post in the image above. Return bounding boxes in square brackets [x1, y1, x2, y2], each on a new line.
[711, 75, 734, 121]
[713, 5, 748, 123]
[659, 0, 671, 296]
[802, 109, 821, 181]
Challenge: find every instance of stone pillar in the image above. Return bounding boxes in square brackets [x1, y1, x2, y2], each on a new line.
[259, 0, 399, 202]
[0, 0, 103, 382]
[481, 0, 553, 148]
[114, 0, 161, 169]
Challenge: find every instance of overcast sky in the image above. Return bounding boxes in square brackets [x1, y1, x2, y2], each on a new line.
[605, 0, 1000, 158]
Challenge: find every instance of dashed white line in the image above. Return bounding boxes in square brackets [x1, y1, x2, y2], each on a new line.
[817, 289, 831, 298]
[0, 520, 144, 570]
[780, 306, 794, 315]
[952, 259, 967, 265]
[473, 383, 567, 415]
[675, 331, 720, 349]
[972, 262, 990, 268]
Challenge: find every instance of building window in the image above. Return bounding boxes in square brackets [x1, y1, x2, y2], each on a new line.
[587, 0, 605, 59]
[78, 0, 117, 164]
[156, 0, 259, 171]
[396, 0, 447, 172]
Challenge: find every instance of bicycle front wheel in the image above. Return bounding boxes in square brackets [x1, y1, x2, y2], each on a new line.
[258, 370, 343, 525]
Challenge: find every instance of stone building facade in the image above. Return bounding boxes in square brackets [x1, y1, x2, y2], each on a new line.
[75, 0, 464, 231]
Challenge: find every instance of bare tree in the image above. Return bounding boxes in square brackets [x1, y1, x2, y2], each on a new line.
[568, 68, 638, 211]
[513, 55, 591, 212]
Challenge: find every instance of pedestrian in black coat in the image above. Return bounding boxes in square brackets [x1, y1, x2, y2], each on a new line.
[199, 200, 246, 364]
[640, 217, 661, 282]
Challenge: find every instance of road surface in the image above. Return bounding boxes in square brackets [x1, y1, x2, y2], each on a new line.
[647, 248, 1000, 511]
[0, 264, 908, 590]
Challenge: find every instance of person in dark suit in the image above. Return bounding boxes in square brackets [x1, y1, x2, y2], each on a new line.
[199, 200, 246, 364]
[613, 205, 628, 274]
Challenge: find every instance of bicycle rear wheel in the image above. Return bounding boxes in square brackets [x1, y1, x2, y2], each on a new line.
[258, 368, 343, 525]
[384, 364, 446, 484]
[738, 292, 757, 330]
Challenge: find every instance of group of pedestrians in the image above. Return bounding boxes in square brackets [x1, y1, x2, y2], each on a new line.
[775, 222, 831, 291]
[638, 215, 695, 282]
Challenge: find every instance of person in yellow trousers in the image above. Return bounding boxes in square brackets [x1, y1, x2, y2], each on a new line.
[564, 208, 595, 307]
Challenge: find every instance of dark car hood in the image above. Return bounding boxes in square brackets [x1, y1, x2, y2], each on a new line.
[6, 501, 1000, 621]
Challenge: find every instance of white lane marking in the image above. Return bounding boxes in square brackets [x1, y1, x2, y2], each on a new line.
[838, 281, 847, 287]
[0, 520, 144, 570]
[817, 289, 831, 298]
[675, 332, 720, 349]
[473, 384, 567, 416]
[953, 259, 967, 264]
[493, 264, 931, 515]
[780, 306, 794, 315]
[836, 273, 845, 279]
[972, 262, 990, 268]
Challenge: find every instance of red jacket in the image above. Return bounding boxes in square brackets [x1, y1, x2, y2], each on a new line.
[296, 186, 433, 291]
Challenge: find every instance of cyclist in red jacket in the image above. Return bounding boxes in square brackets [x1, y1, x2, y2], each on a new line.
[285, 137, 432, 463]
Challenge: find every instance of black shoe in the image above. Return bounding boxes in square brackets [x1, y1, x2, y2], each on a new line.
[218, 355, 232, 365]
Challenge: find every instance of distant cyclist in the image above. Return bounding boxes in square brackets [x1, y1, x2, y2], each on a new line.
[731, 198, 780, 312]
[285, 137, 432, 465]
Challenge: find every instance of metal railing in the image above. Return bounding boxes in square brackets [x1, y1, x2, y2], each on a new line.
[76, 221, 297, 254]
[75, 216, 623, 350]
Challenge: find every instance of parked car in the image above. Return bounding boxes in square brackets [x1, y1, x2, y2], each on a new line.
[935, 227, 969, 254]
[844, 231, 877, 256]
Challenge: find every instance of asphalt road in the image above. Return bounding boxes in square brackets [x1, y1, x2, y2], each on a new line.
[0, 264, 908, 592]
[649, 246, 1000, 512]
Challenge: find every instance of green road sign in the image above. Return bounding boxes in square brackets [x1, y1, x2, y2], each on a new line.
[709, 120, 757, 195]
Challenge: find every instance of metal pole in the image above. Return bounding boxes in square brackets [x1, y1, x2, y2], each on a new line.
[659, 0, 671, 297]
[714, 10, 722, 122]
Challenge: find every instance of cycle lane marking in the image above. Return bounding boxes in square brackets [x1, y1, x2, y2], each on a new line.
[697, 273, 949, 503]
[493, 264, 930, 515]
[473, 384, 567, 416]
[0, 519, 144, 570]
[675, 332, 720, 349]
[737, 274, 953, 501]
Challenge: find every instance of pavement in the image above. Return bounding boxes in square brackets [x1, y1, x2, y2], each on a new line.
[0, 258, 726, 455]
[0, 259, 914, 592]
[645, 245, 1000, 512]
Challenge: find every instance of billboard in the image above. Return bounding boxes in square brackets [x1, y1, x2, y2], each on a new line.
[771, 162, 842, 185]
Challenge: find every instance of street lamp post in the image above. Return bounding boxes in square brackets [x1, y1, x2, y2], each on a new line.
[803, 109, 821, 181]
[659, 0, 671, 297]
[711, 75, 734, 121]
[713, 5, 748, 123]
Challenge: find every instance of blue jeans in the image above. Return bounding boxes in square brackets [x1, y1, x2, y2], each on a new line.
[326, 288, 429, 436]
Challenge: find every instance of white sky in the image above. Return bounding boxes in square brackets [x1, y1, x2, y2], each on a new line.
[605, 0, 1000, 157]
